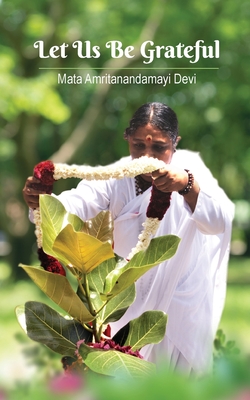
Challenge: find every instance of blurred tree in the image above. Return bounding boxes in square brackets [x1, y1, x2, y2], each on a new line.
[0, 0, 249, 277]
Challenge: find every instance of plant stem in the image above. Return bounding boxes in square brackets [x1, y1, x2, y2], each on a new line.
[77, 279, 86, 298]
[96, 301, 108, 314]
[97, 324, 104, 342]
[82, 274, 96, 316]
[81, 275, 100, 342]
[83, 324, 93, 333]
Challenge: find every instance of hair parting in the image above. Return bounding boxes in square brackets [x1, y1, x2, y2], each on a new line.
[124, 102, 179, 144]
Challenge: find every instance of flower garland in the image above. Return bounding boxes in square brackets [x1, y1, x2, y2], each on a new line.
[75, 339, 143, 359]
[127, 185, 171, 259]
[32, 157, 172, 273]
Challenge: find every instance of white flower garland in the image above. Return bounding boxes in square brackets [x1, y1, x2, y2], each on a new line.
[53, 156, 166, 181]
[127, 217, 160, 260]
[35, 156, 166, 258]
[34, 209, 43, 248]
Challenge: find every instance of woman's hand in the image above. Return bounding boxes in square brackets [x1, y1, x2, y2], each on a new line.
[151, 166, 200, 212]
[151, 166, 189, 193]
[22, 176, 48, 209]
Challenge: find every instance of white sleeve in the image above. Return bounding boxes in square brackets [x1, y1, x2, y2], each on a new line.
[55, 179, 111, 221]
[173, 150, 235, 235]
[28, 179, 110, 223]
[191, 189, 234, 235]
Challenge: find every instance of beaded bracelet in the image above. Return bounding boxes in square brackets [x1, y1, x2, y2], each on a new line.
[178, 169, 194, 196]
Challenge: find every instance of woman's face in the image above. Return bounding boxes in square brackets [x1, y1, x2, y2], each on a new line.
[127, 124, 177, 181]
[127, 123, 176, 158]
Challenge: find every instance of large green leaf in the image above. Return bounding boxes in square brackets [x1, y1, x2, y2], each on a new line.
[87, 256, 125, 294]
[99, 284, 136, 324]
[78, 288, 104, 318]
[81, 210, 114, 244]
[76, 274, 135, 336]
[40, 194, 84, 261]
[78, 342, 156, 378]
[20, 264, 94, 324]
[102, 235, 181, 300]
[16, 301, 92, 357]
[123, 311, 168, 350]
[52, 224, 115, 274]
[86, 257, 135, 324]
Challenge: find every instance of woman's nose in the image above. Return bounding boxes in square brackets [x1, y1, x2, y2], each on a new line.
[144, 148, 155, 158]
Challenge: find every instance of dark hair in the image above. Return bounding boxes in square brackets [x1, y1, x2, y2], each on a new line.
[124, 102, 179, 144]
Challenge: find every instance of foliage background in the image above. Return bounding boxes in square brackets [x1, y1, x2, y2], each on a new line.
[0, 0, 250, 391]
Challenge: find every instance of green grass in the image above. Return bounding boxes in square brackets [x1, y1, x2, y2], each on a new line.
[219, 285, 250, 352]
[227, 256, 250, 284]
[219, 256, 250, 353]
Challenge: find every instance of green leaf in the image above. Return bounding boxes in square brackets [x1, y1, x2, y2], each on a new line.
[40, 196, 113, 256]
[99, 284, 136, 324]
[40, 194, 84, 261]
[20, 264, 94, 324]
[123, 311, 168, 350]
[52, 224, 115, 274]
[226, 340, 236, 349]
[77, 288, 103, 318]
[214, 339, 221, 351]
[16, 301, 92, 357]
[86, 257, 135, 324]
[81, 210, 114, 244]
[86, 256, 121, 294]
[79, 285, 135, 333]
[78, 342, 156, 378]
[102, 235, 180, 300]
[78, 263, 135, 326]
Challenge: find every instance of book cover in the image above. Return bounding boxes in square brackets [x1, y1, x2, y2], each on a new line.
[0, 0, 249, 395]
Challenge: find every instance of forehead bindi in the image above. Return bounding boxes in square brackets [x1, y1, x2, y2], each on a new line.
[132, 125, 171, 143]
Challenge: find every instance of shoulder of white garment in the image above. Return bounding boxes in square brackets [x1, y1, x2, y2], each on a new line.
[173, 149, 235, 217]
[173, 149, 221, 193]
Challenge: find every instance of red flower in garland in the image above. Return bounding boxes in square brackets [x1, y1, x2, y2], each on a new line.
[89, 339, 143, 358]
[33, 161, 65, 276]
[146, 183, 172, 220]
[33, 160, 55, 194]
[37, 247, 66, 276]
[103, 324, 111, 338]
[76, 339, 143, 359]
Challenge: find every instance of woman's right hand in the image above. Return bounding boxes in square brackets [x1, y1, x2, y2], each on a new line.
[22, 176, 49, 209]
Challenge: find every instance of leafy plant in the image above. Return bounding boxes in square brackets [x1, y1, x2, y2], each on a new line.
[16, 194, 180, 379]
[214, 329, 240, 360]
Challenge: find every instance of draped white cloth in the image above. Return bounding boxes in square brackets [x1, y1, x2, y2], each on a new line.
[46, 150, 234, 373]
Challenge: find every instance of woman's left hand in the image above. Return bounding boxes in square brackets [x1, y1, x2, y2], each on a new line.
[151, 166, 189, 193]
[152, 166, 200, 213]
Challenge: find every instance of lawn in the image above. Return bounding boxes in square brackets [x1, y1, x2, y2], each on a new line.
[0, 256, 250, 390]
[219, 285, 250, 351]
[219, 256, 250, 353]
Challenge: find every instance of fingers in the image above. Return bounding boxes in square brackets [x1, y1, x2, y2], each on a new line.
[151, 167, 188, 193]
[22, 176, 48, 209]
[151, 169, 172, 192]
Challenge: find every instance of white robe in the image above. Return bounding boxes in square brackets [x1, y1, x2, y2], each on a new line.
[52, 150, 234, 373]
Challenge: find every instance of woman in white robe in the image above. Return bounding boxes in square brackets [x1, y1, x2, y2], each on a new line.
[23, 103, 234, 374]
